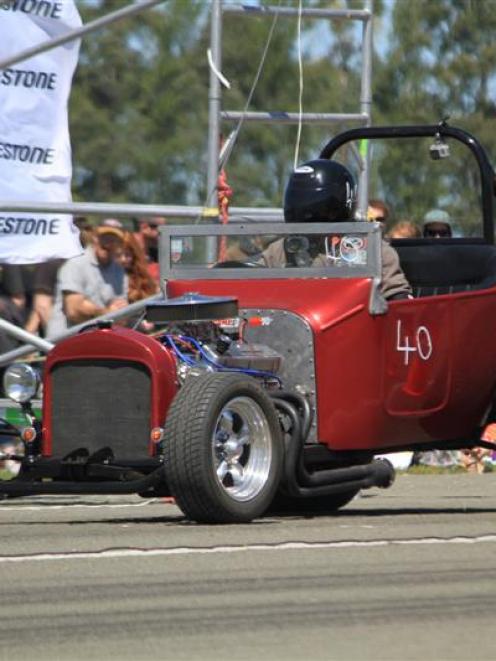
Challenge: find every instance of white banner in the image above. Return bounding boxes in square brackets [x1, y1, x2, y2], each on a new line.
[0, 0, 83, 264]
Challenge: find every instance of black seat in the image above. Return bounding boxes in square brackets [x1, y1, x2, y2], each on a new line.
[394, 242, 496, 297]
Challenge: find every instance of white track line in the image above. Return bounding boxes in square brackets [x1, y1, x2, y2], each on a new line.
[1, 535, 496, 563]
[0, 500, 158, 511]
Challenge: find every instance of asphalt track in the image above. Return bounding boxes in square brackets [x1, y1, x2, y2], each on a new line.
[1, 473, 496, 661]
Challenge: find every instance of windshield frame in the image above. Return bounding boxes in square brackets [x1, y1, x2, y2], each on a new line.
[159, 221, 382, 282]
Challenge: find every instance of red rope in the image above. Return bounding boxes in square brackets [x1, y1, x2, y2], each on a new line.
[217, 167, 233, 262]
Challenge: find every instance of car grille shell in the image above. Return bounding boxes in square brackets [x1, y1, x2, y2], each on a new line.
[50, 359, 151, 460]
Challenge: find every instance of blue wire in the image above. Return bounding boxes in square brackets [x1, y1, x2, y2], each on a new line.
[163, 334, 281, 383]
[164, 335, 197, 366]
[185, 335, 279, 379]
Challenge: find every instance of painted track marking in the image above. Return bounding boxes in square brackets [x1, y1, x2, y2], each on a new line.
[0, 499, 157, 511]
[1, 534, 496, 563]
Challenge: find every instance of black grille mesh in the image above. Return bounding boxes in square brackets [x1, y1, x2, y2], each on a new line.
[50, 360, 151, 459]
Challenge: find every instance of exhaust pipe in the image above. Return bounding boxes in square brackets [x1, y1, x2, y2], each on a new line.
[271, 393, 395, 499]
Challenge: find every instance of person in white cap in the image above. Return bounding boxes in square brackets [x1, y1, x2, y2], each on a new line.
[423, 209, 452, 238]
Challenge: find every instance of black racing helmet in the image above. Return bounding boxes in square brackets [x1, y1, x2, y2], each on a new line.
[283, 159, 357, 223]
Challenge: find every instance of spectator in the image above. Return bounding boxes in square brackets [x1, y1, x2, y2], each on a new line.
[423, 209, 452, 238]
[0, 283, 26, 401]
[367, 198, 390, 230]
[133, 216, 166, 281]
[46, 226, 128, 338]
[0, 264, 35, 324]
[102, 218, 124, 230]
[0, 265, 35, 361]
[24, 259, 65, 337]
[460, 447, 491, 474]
[74, 215, 93, 248]
[120, 231, 159, 303]
[0, 294, 25, 354]
[387, 220, 421, 239]
[416, 450, 461, 469]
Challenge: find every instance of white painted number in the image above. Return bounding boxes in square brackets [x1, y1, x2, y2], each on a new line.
[396, 320, 433, 365]
[416, 325, 433, 361]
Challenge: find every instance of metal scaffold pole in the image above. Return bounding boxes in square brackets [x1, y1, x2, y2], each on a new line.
[205, 0, 223, 262]
[206, 0, 222, 215]
[357, 0, 374, 218]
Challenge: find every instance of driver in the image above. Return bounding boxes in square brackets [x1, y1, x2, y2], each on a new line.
[260, 159, 412, 301]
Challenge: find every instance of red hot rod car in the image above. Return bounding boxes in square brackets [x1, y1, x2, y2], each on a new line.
[1, 123, 496, 523]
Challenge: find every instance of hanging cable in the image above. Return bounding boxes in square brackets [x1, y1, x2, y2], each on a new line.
[293, 0, 304, 170]
[218, 2, 281, 172]
[196, 2, 281, 224]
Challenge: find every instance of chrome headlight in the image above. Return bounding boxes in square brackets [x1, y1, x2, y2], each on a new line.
[2, 363, 39, 403]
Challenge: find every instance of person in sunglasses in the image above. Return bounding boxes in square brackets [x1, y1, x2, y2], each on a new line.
[260, 159, 412, 301]
[422, 209, 452, 238]
[367, 198, 390, 229]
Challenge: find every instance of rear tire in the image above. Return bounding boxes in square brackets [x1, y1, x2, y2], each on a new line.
[163, 373, 283, 523]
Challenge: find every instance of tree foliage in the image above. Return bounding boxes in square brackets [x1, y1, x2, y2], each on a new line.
[370, 0, 496, 226]
[70, 0, 496, 215]
[72, 0, 208, 204]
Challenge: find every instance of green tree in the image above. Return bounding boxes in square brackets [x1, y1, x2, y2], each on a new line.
[71, 0, 208, 205]
[371, 0, 496, 226]
[375, 0, 496, 127]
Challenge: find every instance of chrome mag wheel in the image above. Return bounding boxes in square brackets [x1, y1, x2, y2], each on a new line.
[213, 396, 272, 502]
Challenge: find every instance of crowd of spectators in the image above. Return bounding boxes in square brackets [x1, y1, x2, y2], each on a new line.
[0, 216, 164, 351]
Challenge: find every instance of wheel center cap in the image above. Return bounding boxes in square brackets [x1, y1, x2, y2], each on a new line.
[223, 438, 243, 461]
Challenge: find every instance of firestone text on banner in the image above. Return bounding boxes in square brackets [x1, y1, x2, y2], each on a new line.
[0, 0, 83, 264]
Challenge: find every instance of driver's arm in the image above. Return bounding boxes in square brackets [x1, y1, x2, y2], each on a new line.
[258, 238, 286, 267]
[381, 241, 412, 300]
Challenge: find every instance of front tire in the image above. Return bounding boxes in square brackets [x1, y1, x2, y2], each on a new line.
[163, 373, 283, 523]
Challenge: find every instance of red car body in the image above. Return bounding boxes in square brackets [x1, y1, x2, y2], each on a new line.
[165, 277, 496, 451]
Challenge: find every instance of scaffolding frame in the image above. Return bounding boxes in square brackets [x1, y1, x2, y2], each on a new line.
[206, 0, 374, 217]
